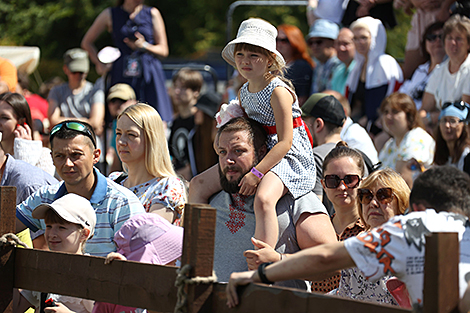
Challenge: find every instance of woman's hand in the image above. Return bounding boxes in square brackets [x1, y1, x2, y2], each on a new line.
[244, 237, 280, 270]
[104, 252, 127, 264]
[14, 123, 32, 140]
[238, 172, 260, 196]
[44, 302, 74, 313]
[226, 270, 256, 308]
[123, 31, 147, 51]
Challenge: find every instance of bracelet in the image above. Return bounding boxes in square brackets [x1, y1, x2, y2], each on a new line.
[250, 167, 264, 179]
[257, 262, 274, 284]
[140, 41, 149, 51]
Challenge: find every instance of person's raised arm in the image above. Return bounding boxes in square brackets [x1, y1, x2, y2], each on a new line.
[81, 8, 112, 75]
[88, 101, 105, 136]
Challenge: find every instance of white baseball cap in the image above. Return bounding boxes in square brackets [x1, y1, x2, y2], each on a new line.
[32, 194, 96, 239]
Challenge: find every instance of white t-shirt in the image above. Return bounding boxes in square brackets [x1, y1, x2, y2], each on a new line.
[341, 117, 379, 164]
[344, 209, 470, 307]
[379, 127, 435, 170]
[313, 0, 347, 24]
[425, 54, 470, 109]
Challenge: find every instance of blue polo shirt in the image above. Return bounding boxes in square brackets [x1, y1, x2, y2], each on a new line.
[16, 168, 145, 257]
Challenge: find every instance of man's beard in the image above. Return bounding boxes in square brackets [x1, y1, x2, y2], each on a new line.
[219, 161, 257, 194]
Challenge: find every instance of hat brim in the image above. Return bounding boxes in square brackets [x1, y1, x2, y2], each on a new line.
[221, 37, 285, 70]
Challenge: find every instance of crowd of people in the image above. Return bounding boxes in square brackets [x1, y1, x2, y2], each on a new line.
[2, 0, 470, 312]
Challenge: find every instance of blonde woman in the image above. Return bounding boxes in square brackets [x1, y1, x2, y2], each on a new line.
[109, 103, 186, 224]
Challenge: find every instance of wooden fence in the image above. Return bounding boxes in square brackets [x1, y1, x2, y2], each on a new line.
[0, 187, 460, 313]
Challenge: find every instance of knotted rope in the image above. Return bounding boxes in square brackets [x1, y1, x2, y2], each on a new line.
[174, 264, 217, 313]
[0, 233, 29, 249]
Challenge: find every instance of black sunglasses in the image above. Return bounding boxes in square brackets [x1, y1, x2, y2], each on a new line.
[358, 187, 394, 205]
[425, 33, 442, 42]
[323, 174, 361, 189]
[308, 39, 324, 46]
[50, 121, 96, 148]
[442, 101, 470, 111]
[276, 37, 290, 44]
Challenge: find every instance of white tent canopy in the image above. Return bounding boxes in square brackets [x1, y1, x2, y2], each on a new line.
[0, 46, 40, 74]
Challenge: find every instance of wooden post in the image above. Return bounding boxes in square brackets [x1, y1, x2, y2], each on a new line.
[181, 203, 217, 313]
[423, 232, 459, 313]
[0, 186, 16, 313]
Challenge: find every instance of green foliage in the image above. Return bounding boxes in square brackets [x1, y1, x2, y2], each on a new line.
[1, 0, 411, 84]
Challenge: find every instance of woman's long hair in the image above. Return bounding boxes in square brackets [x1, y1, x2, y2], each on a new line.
[278, 24, 315, 68]
[433, 123, 470, 164]
[0, 92, 34, 132]
[118, 103, 176, 178]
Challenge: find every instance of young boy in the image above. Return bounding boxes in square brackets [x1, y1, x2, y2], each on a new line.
[168, 68, 204, 180]
[13, 193, 97, 313]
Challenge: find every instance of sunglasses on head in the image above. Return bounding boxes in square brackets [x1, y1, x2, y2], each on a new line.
[442, 101, 470, 111]
[426, 33, 442, 42]
[276, 37, 289, 44]
[358, 187, 394, 205]
[50, 121, 96, 148]
[323, 174, 361, 189]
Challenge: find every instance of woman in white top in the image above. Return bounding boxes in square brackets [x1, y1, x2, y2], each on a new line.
[433, 101, 470, 174]
[422, 15, 470, 128]
[399, 21, 445, 110]
[378, 93, 435, 187]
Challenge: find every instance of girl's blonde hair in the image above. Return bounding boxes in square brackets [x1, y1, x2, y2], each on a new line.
[118, 103, 177, 179]
[358, 168, 410, 229]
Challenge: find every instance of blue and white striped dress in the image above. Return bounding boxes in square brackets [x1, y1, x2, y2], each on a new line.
[240, 77, 315, 199]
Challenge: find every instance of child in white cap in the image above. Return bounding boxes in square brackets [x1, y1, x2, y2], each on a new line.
[191, 18, 315, 250]
[13, 193, 96, 313]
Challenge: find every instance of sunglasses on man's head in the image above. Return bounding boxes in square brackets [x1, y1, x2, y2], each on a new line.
[357, 187, 394, 205]
[323, 174, 361, 189]
[50, 121, 96, 148]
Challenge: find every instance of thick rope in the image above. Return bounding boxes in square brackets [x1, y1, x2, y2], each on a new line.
[174, 264, 217, 313]
[0, 233, 29, 249]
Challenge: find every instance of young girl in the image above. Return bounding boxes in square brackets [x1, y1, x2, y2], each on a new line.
[13, 194, 96, 313]
[190, 18, 315, 249]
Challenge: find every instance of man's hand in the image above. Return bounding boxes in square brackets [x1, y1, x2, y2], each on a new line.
[238, 172, 260, 196]
[104, 252, 127, 264]
[244, 237, 280, 270]
[226, 270, 256, 308]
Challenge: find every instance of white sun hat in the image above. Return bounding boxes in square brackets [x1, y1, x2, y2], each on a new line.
[221, 18, 285, 70]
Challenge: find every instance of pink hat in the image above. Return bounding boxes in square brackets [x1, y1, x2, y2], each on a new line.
[114, 213, 184, 265]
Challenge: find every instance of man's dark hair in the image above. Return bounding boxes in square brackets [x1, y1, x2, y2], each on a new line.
[410, 165, 470, 217]
[217, 117, 267, 160]
[50, 119, 96, 150]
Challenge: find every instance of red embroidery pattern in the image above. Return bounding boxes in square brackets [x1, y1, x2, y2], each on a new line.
[225, 194, 248, 234]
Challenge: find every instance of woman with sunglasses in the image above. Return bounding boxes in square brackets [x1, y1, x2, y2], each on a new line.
[276, 24, 315, 106]
[399, 22, 446, 110]
[422, 15, 470, 129]
[378, 93, 435, 187]
[109, 103, 186, 225]
[433, 101, 470, 175]
[332, 168, 410, 306]
[312, 142, 365, 293]
[0, 92, 55, 176]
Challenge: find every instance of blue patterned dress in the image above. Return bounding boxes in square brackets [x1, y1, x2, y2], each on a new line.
[240, 77, 315, 199]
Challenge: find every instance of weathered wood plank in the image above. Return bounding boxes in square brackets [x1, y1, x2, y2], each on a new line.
[202, 283, 411, 313]
[181, 204, 217, 313]
[0, 186, 16, 235]
[0, 186, 16, 313]
[13, 248, 178, 312]
[423, 232, 460, 313]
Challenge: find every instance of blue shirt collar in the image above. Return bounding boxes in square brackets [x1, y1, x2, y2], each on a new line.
[54, 168, 108, 204]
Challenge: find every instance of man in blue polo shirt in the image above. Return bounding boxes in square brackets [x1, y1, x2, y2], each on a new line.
[15, 120, 145, 257]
